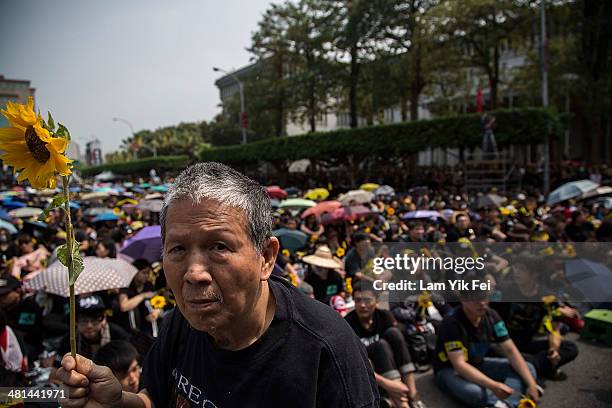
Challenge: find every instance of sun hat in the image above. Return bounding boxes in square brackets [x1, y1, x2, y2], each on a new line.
[302, 246, 342, 269]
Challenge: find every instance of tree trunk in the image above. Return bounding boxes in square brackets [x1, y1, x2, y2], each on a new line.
[409, 46, 423, 121]
[309, 76, 316, 132]
[400, 94, 408, 122]
[349, 46, 359, 128]
[275, 56, 285, 137]
[489, 45, 499, 110]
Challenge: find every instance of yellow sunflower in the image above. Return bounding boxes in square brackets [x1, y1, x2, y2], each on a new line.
[0, 97, 72, 189]
[150, 295, 166, 310]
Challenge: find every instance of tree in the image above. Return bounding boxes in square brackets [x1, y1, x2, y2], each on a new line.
[429, 0, 530, 109]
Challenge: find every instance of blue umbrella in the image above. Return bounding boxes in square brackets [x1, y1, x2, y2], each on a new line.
[69, 202, 81, 209]
[120, 225, 162, 263]
[92, 213, 119, 223]
[272, 228, 309, 252]
[2, 200, 26, 210]
[0, 209, 12, 221]
[151, 185, 168, 193]
[402, 210, 443, 222]
[547, 179, 599, 205]
[0, 219, 18, 234]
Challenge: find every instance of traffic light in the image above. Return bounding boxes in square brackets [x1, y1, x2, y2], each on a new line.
[240, 111, 249, 129]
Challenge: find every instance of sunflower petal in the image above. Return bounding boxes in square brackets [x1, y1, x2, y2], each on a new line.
[0, 127, 24, 144]
[48, 137, 68, 154]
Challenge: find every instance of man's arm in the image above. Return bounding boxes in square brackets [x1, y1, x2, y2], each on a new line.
[447, 350, 497, 390]
[120, 389, 155, 408]
[499, 339, 539, 401]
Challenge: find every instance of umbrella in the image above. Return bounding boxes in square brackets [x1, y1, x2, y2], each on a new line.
[279, 198, 316, 209]
[338, 190, 374, 206]
[547, 179, 599, 205]
[144, 193, 164, 200]
[266, 186, 288, 200]
[401, 210, 444, 222]
[151, 185, 168, 193]
[120, 225, 162, 263]
[0, 209, 12, 221]
[140, 183, 151, 188]
[565, 259, 612, 302]
[321, 205, 377, 225]
[475, 193, 506, 209]
[92, 213, 119, 223]
[94, 171, 116, 181]
[0, 219, 17, 234]
[272, 228, 308, 252]
[81, 192, 109, 201]
[593, 197, 612, 209]
[9, 207, 43, 218]
[580, 186, 612, 200]
[84, 207, 114, 217]
[24, 257, 138, 297]
[138, 199, 163, 212]
[359, 183, 380, 192]
[301, 201, 342, 219]
[130, 187, 145, 194]
[374, 185, 395, 196]
[117, 198, 138, 207]
[2, 200, 26, 210]
[304, 188, 330, 201]
[270, 199, 281, 209]
[285, 187, 300, 197]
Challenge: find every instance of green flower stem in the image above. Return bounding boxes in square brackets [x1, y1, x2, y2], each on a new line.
[62, 176, 76, 358]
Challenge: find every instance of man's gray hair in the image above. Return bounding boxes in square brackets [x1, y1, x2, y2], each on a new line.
[160, 162, 273, 254]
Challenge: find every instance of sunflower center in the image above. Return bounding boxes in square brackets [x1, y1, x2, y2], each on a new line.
[25, 126, 50, 163]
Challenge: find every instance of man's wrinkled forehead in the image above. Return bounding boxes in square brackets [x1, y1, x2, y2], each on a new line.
[164, 197, 248, 236]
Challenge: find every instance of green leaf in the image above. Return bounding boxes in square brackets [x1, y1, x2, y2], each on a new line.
[37, 195, 68, 221]
[57, 240, 84, 285]
[47, 112, 56, 131]
[56, 123, 71, 141]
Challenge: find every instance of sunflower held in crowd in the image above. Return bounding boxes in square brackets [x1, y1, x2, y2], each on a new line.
[0, 97, 73, 189]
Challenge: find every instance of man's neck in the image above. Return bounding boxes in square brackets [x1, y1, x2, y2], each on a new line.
[463, 307, 482, 327]
[209, 281, 276, 351]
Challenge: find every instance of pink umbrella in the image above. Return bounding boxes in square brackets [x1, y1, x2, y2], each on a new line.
[301, 201, 342, 219]
[266, 186, 288, 200]
[321, 205, 378, 225]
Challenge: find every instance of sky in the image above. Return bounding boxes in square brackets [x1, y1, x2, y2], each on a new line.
[0, 0, 274, 155]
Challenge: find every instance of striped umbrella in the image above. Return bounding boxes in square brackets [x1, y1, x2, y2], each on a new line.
[24, 257, 138, 297]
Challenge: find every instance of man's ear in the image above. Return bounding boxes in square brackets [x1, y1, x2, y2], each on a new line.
[260, 236, 280, 281]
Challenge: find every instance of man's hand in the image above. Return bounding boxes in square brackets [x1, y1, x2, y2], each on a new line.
[491, 381, 513, 400]
[56, 353, 122, 407]
[547, 348, 561, 366]
[526, 384, 540, 403]
[380, 378, 410, 408]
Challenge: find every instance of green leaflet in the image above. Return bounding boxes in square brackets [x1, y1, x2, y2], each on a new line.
[57, 239, 84, 285]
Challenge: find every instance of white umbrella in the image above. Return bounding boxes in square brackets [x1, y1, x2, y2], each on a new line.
[547, 179, 599, 205]
[24, 257, 138, 297]
[9, 207, 43, 218]
[80, 191, 109, 201]
[138, 199, 163, 212]
[338, 189, 374, 206]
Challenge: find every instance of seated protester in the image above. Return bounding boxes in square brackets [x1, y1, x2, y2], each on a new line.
[346, 279, 427, 408]
[116, 259, 158, 337]
[303, 246, 344, 304]
[94, 340, 141, 393]
[434, 283, 540, 408]
[494, 256, 578, 379]
[344, 232, 375, 280]
[0, 308, 28, 386]
[58, 295, 129, 360]
[0, 274, 44, 362]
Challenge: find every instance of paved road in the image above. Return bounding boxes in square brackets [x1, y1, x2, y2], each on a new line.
[413, 333, 612, 408]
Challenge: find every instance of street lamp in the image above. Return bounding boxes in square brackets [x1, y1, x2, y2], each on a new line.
[213, 66, 247, 144]
[112, 117, 157, 159]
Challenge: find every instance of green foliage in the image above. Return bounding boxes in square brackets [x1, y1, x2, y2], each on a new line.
[57, 239, 84, 286]
[79, 155, 191, 177]
[199, 108, 563, 164]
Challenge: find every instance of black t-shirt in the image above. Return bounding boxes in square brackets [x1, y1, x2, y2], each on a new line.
[433, 307, 510, 373]
[304, 269, 344, 304]
[345, 309, 396, 347]
[142, 276, 379, 408]
[116, 283, 155, 335]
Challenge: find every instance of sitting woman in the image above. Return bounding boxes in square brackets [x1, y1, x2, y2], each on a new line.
[301, 214, 325, 238]
[116, 259, 159, 338]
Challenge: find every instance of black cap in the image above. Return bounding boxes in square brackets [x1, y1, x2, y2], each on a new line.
[0, 275, 20, 295]
[76, 295, 106, 315]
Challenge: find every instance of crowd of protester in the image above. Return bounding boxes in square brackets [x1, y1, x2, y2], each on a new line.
[0, 163, 610, 408]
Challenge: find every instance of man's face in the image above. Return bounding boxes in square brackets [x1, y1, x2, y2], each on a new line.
[163, 198, 275, 333]
[410, 225, 425, 240]
[354, 290, 377, 320]
[456, 215, 470, 230]
[117, 359, 140, 393]
[77, 314, 106, 340]
[355, 239, 370, 252]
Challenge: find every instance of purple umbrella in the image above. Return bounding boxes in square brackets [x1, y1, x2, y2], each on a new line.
[401, 210, 444, 222]
[120, 225, 162, 263]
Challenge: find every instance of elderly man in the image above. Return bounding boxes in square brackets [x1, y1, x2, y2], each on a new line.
[58, 162, 379, 408]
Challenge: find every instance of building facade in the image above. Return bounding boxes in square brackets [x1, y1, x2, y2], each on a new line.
[0, 75, 36, 128]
